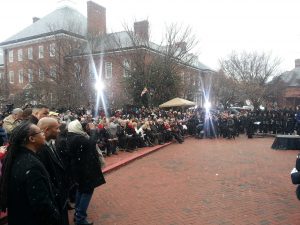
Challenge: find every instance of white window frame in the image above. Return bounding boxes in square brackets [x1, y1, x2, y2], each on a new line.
[181, 72, 185, 82]
[39, 68, 44, 81]
[50, 66, 56, 78]
[49, 43, 55, 57]
[39, 45, 44, 59]
[9, 71, 14, 83]
[105, 62, 112, 79]
[74, 63, 81, 79]
[18, 49, 23, 61]
[9, 50, 13, 63]
[28, 47, 33, 60]
[123, 60, 130, 77]
[18, 69, 24, 84]
[28, 69, 33, 83]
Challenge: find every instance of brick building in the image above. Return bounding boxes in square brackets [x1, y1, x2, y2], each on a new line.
[0, 1, 213, 109]
[277, 59, 300, 108]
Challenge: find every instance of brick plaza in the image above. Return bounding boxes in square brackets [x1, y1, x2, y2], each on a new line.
[71, 136, 300, 225]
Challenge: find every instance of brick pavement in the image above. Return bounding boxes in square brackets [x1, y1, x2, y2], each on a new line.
[67, 135, 300, 225]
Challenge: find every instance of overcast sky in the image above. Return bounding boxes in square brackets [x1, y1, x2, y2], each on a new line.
[1, 0, 300, 72]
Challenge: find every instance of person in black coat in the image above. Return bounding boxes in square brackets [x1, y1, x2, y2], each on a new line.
[0, 121, 61, 225]
[27, 104, 50, 125]
[37, 117, 69, 225]
[0, 118, 8, 146]
[56, 122, 77, 207]
[67, 120, 106, 225]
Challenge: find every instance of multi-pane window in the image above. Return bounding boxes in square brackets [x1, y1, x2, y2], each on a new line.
[39, 45, 44, 58]
[9, 50, 13, 63]
[28, 69, 33, 83]
[18, 49, 23, 61]
[123, 60, 130, 77]
[39, 68, 44, 81]
[74, 63, 81, 79]
[105, 62, 112, 79]
[181, 72, 185, 82]
[50, 66, 56, 78]
[9, 71, 14, 83]
[28, 47, 33, 60]
[49, 43, 55, 57]
[18, 70, 24, 84]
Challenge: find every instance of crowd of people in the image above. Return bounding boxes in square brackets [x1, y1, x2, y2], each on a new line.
[1, 104, 300, 225]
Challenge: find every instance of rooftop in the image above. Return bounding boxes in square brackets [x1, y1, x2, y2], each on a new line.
[0, 6, 86, 46]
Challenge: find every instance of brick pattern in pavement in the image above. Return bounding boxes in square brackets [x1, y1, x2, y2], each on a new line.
[69, 136, 300, 225]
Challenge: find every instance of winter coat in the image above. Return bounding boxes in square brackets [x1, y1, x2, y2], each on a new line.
[67, 131, 106, 193]
[7, 147, 60, 225]
[0, 127, 8, 146]
[3, 115, 20, 135]
[37, 143, 69, 225]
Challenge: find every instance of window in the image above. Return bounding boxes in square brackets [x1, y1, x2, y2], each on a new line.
[9, 50, 13, 63]
[28, 69, 33, 83]
[39, 45, 44, 58]
[0, 73, 3, 80]
[28, 47, 33, 60]
[18, 70, 24, 84]
[181, 72, 185, 82]
[105, 62, 112, 79]
[18, 49, 23, 61]
[123, 60, 130, 77]
[9, 71, 14, 83]
[49, 43, 55, 57]
[39, 68, 44, 81]
[74, 63, 81, 79]
[50, 66, 56, 78]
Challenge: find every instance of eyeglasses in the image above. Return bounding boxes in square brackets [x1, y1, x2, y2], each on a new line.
[30, 131, 45, 136]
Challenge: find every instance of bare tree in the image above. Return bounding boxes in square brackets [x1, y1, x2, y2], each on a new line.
[20, 22, 91, 108]
[211, 70, 239, 109]
[105, 22, 200, 106]
[220, 51, 281, 108]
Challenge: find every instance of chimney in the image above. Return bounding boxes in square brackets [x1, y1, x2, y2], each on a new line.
[295, 59, 300, 68]
[87, 1, 106, 36]
[32, 17, 40, 23]
[134, 20, 149, 42]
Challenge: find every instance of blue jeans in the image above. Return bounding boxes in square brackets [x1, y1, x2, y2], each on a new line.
[75, 189, 94, 224]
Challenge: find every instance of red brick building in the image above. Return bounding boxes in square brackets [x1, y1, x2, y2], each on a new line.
[277, 59, 300, 108]
[0, 1, 213, 109]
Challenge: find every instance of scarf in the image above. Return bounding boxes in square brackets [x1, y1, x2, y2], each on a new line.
[67, 120, 88, 138]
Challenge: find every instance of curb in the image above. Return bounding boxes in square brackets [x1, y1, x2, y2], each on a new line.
[102, 142, 172, 174]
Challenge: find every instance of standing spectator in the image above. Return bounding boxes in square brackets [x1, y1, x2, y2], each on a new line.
[22, 108, 33, 120]
[0, 121, 61, 225]
[3, 108, 23, 137]
[37, 118, 69, 225]
[295, 105, 300, 135]
[0, 117, 8, 146]
[67, 120, 106, 225]
[56, 122, 76, 209]
[28, 105, 50, 124]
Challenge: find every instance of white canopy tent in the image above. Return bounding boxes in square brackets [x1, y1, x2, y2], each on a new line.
[159, 97, 196, 108]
